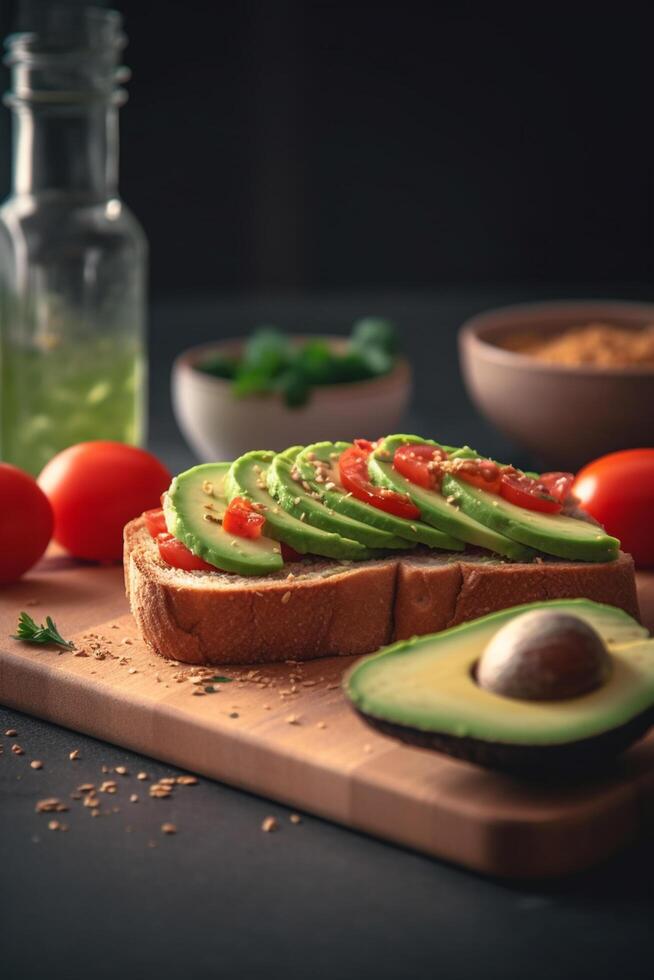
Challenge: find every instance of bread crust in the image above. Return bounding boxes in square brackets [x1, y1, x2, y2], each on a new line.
[124, 518, 640, 665]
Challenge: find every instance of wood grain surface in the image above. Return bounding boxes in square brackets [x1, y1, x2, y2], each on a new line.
[1, 551, 653, 878]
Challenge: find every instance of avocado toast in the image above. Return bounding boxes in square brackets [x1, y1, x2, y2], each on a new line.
[124, 433, 639, 665]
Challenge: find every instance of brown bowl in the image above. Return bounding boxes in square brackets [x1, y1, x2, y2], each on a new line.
[459, 300, 654, 470]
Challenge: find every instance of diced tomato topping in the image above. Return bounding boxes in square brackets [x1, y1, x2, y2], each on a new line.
[451, 457, 503, 494]
[393, 443, 449, 490]
[499, 472, 562, 513]
[339, 444, 421, 520]
[281, 541, 305, 562]
[223, 496, 266, 539]
[144, 507, 168, 537]
[354, 438, 376, 452]
[156, 532, 217, 571]
[539, 471, 575, 504]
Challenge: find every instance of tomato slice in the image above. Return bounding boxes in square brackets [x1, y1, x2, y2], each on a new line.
[281, 541, 305, 562]
[393, 443, 448, 490]
[144, 507, 168, 537]
[339, 445, 421, 520]
[223, 496, 266, 539]
[500, 472, 562, 513]
[451, 458, 503, 494]
[539, 471, 575, 504]
[156, 532, 217, 572]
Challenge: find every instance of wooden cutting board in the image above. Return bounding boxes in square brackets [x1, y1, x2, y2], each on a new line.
[1, 551, 653, 879]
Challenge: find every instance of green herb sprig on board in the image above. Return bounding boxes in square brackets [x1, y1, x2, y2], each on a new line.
[12, 612, 75, 651]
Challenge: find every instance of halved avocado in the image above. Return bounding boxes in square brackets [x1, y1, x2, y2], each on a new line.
[164, 463, 284, 576]
[267, 446, 413, 549]
[369, 435, 534, 561]
[294, 441, 464, 551]
[345, 600, 654, 771]
[225, 450, 371, 560]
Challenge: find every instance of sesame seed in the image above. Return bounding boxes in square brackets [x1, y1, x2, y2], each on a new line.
[176, 775, 198, 786]
[289, 813, 302, 825]
[281, 591, 291, 604]
[137, 772, 148, 781]
[114, 766, 128, 775]
[30, 760, 43, 770]
[129, 794, 139, 803]
[4, 728, 17, 737]
[11, 744, 24, 755]
[286, 714, 300, 725]
[261, 816, 278, 833]
[69, 750, 80, 761]
[161, 822, 177, 835]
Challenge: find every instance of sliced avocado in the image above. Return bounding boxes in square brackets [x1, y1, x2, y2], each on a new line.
[345, 599, 654, 770]
[225, 450, 371, 560]
[267, 446, 412, 549]
[369, 435, 533, 561]
[441, 474, 619, 563]
[164, 463, 284, 576]
[294, 441, 463, 551]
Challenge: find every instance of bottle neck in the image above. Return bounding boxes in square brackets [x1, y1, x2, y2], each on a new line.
[11, 99, 118, 200]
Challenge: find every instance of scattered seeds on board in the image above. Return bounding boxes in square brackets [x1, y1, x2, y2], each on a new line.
[176, 775, 198, 786]
[161, 822, 177, 835]
[261, 816, 278, 833]
[137, 771, 148, 781]
[114, 765, 128, 775]
[129, 794, 139, 803]
[11, 744, 24, 755]
[4, 728, 18, 737]
[30, 760, 43, 770]
[289, 813, 302, 825]
[286, 714, 300, 725]
[69, 749, 80, 761]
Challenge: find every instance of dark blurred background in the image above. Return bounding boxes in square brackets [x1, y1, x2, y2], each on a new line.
[2, 0, 653, 298]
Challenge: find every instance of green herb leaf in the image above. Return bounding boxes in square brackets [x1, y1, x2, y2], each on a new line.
[12, 612, 75, 650]
[211, 675, 233, 683]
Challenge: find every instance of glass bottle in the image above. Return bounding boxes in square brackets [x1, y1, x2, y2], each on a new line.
[0, 7, 147, 475]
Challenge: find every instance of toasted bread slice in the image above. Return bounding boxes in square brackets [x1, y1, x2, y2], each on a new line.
[124, 517, 639, 665]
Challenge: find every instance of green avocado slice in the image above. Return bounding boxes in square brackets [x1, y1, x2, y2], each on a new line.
[293, 441, 463, 551]
[164, 463, 284, 576]
[345, 599, 653, 753]
[225, 450, 371, 560]
[441, 474, 620, 563]
[369, 435, 533, 561]
[267, 446, 413, 549]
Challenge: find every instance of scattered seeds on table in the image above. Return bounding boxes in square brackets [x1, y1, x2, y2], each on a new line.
[261, 816, 278, 833]
[4, 728, 17, 737]
[11, 744, 24, 755]
[289, 813, 302, 825]
[176, 775, 198, 786]
[69, 749, 80, 761]
[137, 771, 148, 781]
[129, 794, 139, 803]
[161, 822, 177, 835]
[30, 760, 43, 770]
[114, 765, 128, 775]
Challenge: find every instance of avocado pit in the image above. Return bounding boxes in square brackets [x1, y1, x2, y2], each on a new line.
[476, 610, 612, 702]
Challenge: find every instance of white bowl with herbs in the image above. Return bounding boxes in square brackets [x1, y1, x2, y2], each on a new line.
[172, 320, 412, 461]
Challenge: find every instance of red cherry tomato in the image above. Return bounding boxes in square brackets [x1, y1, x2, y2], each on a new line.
[573, 449, 654, 567]
[452, 458, 503, 494]
[539, 472, 575, 504]
[500, 471, 562, 513]
[38, 442, 172, 562]
[223, 496, 266, 539]
[156, 533, 217, 572]
[393, 444, 448, 490]
[144, 508, 168, 537]
[0, 463, 54, 584]
[339, 445, 421, 520]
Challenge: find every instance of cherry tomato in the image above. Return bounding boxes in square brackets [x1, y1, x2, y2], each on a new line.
[38, 442, 172, 562]
[539, 472, 575, 504]
[452, 458, 503, 494]
[144, 508, 168, 537]
[223, 496, 266, 539]
[156, 533, 217, 572]
[573, 449, 654, 567]
[339, 445, 421, 520]
[393, 443, 448, 490]
[0, 463, 54, 584]
[500, 471, 561, 513]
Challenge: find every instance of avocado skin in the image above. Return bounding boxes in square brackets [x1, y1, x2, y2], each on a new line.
[355, 707, 654, 774]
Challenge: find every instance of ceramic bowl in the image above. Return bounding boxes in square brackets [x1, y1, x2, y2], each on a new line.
[459, 300, 654, 470]
[172, 337, 412, 461]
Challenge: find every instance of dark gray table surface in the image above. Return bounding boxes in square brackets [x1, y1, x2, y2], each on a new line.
[3, 288, 654, 980]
